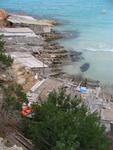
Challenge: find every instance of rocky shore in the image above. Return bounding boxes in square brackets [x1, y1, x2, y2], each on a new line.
[0, 9, 105, 97]
[1, 9, 113, 149]
[0, 9, 103, 91]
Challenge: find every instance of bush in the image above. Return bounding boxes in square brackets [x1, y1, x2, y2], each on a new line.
[0, 35, 13, 67]
[2, 83, 28, 113]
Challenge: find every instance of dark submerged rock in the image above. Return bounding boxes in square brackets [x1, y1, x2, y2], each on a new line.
[61, 30, 80, 39]
[80, 63, 90, 72]
[42, 30, 80, 42]
[69, 50, 83, 62]
[41, 31, 63, 41]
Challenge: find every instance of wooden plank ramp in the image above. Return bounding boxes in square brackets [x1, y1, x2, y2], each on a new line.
[7, 131, 33, 150]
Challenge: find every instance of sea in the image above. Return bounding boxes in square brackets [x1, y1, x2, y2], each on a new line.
[1, 0, 113, 84]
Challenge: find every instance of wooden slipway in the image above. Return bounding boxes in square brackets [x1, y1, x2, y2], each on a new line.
[0, 27, 37, 37]
[5, 45, 43, 53]
[7, 14, 52, 26]
[7, 14, 52, 33]
[4, 36, 44, 46]
[8, 52, 48, 69]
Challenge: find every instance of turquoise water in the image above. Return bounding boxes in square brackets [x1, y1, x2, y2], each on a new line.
[1, 0, 113, 83]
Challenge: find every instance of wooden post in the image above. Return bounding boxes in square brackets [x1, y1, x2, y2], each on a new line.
[42, 57, 45, 78]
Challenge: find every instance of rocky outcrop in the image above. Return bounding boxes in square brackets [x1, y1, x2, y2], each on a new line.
[0, 9, 8, 20]
[11, 61, 37, 91]
[69, 50, 83, 62]
[0, 9, 10, 27]
[0, 138, 23, 150]
[41, 31, 63, 41]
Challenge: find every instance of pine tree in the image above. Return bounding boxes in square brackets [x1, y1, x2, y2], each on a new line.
[21, 89, 112, 150]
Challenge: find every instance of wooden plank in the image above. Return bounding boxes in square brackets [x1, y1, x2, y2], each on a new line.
[8, 14, 52, 26]
[0, 27, 37, 37]
[8, 52, 48, 68]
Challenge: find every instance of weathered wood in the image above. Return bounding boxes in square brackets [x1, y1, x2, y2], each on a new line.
[8, 52, 48, 69]
[4, 36, 44, 46]
[5, 45, 43, 53]
[13, 131, 33, 150]
[0, 27, 37, 37]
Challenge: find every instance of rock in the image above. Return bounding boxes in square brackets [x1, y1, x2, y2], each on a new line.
[42, 31, 63, 41]
[0, 9, 9, 27]
[69, 50, 83, 62]
[44, 43, 64, 50]
[0, 138, 23, 150]
[61, 30, 80, 39]
[80, 63, 90, 72]
[0, 9, 8, 20]
[17, 78, 26, 85]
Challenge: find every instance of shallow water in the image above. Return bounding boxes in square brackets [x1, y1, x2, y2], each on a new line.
[1, 0, 113, 84]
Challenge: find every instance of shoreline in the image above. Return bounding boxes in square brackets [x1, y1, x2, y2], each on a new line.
[1, 9, 113, 133]
[4, 9, 94, 83]
[1, 9, 112, 90]
[2, 8, 113, 85]
[1, 9, 110, 89]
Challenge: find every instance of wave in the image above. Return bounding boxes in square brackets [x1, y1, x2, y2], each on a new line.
[82, 48, 113, 52]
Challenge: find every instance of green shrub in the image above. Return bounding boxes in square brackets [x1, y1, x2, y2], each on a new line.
[21, 89, 112, 150]
[0, 35, 13, 67]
